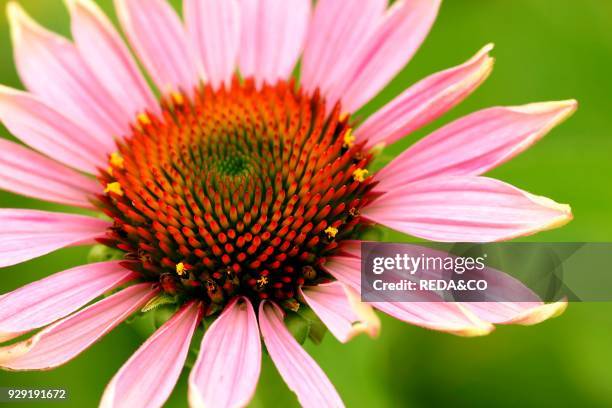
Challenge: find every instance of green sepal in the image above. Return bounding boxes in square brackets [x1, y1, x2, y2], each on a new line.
[87, 244, 124, 263]
[141, 293, 178, 313]
[153, 304, 179, 329]
[285, 312, 310, 345]
[359, 225, 390, 242]
[297, 305, 328, 345]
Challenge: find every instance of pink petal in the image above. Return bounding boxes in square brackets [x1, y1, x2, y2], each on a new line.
[463, 300, 567, 326]
[115, 0, 199, 94]
[301, 0, 387, 96]
[300, 282, 379, 343]
[375, 100, 578, 190]
[324, 255, 494, 337]
[185, 0, 240, 90]
[0, 209, 110, 268]
[326, 0, 441, 113]
[357, 44, 495, 149]
[7, 3, 132, 142]
[0, 283, 157, 371]
[0, 138, 99, 208]
[454, 262, 568, 325]
[259, 301, 344, 408]
[100, 301, 202, 408]
[239, 0, 311, 86]
[65, 0, 158, 118]
[363, 176, 572, 242]
[0, 86, 110, 173]
[0, 261, 137, 342]
[188, 297, 261, 408]
[334, 240, 362, 259]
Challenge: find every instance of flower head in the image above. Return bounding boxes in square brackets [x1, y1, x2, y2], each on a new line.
[0, 0, 575, 407]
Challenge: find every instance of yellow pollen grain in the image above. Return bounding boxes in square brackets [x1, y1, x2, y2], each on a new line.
[257, 276, 269, 287]
[343, 129, 355, 148]
[176, 262, 186, 276]
[104, 182, 124, 196]
[325, 226, 339, 239]
[106, 166, 113, 176]
[110, 152, 124, 169]
[352, 168, 369, 182]
[339, 112, 349, 122]
[138, 113, 151, 126]
[171, 92, 185, 105]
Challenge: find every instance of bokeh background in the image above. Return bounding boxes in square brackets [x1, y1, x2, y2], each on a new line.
[1, 0, 611, 407]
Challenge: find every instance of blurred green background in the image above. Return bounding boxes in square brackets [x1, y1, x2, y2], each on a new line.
[1, 0, 611, 407]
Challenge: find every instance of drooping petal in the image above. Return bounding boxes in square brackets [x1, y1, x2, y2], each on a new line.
[463, 300, 568, 326]
[188, 297, 260, 408]
[184, 0, 240, 90]
[326, 0, 441, 112]
[301, 0, 387, 96]
[115, 0, 199, 93]
[300, 282, 379, 343]
[100, 301, 202, 408]
[323, 255, 494, 337]
[363, 176, 572, 242]
[0, 261, 137, 342]
[0, 86, 110, 173]
[65, 0, 158, 117]
[0, 138, 99, 208]
[239, 0, 311, 87]
[333, 241, 567, 328]
[259, 301, 344, 408]
[0, 283, 157, 371]
[7, 3, 132, 142]
[357, 44, 495, 149]
[0, 209, 110, 268]
[375, 100, 578, 189]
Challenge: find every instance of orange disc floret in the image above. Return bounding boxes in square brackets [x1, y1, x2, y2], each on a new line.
[96, 77, 373, 309]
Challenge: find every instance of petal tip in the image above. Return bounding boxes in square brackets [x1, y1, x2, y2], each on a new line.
[526, 192, 573, 233]
[510, 99, 578, 120]
[6, 1, 33, 40]
[455, 304, 496, 337]
[509, 300, 568, 326]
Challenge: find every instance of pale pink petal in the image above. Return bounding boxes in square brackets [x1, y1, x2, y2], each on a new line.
[115, 0, 199, 93]
[301, 0, 387, 96]
[363, 176, 572, 242]
[259, 301, 344, 408]
[326, 0, 441, 113]
[300, 282, 379, 343]
[7, 3, 132, 141]
[0, 86, 110, 173]
[334, 240, 362, 259]
[357, 44, 495, 149]
[454, 263, 568, 325]
[0, 138, 99, 208]
[239, 0, 311, 86]
[65, 0, 158, 117]
[188, 297, 260, 408]
[375, 100, 578, 189]
[463, 300, 567, 326]
[0, 261, 137, 342]
[0, 209, 110, 268]
[185, 0, 240, 90]
[100, 301, 202, 408]
[0, 283, 156, 371]
[324, 255, 494, 337]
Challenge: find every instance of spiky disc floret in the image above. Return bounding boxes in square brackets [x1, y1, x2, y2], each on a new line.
[97, 78, 373, 311]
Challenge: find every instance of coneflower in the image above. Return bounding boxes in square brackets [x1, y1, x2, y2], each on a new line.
[0, 0, 575, 407]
